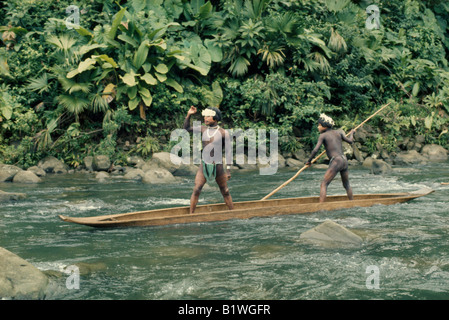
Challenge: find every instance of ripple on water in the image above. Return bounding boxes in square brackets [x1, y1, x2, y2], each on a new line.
[2, 166, 449, 299]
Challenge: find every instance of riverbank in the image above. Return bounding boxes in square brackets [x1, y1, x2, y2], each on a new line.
[1, 130, 448, 191]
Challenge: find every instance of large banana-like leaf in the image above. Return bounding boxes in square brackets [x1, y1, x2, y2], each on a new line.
[165, 78, 183, 93]
[140, 73, 158, 85]
[154, 63, 169, 74]
[121, 71, 139, 86]
[109, 7, 127, 40]
[133, 40, 150, 69]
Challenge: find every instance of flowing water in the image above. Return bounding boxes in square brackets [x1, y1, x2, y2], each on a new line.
[1, 163, 449, 300]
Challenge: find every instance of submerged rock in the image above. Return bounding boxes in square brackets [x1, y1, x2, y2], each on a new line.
[0, 190, 26, 202]
[0, 247, 48, 299]
[300, 220, 363, 247]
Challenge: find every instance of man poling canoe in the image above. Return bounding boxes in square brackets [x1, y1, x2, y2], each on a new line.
[305, 114, 356, 203]
[261, 102, 391, 201]
[183, 105, 234, 214]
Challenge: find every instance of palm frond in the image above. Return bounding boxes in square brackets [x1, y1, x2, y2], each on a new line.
[57, 94, 90, 116]
[27, 73, 53, 94]
[258, 44, 286, 69]
[58, 75, 92, 94]
[309, 52, 331, 74]
[328, 28, 347, 54]
[91, 93, 110, 113]
[228, 55, 250, 77]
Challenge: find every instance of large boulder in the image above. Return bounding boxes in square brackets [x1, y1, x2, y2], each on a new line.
[421, 144, 448, 162]
[300, 220, 363, 247]
[394, 150, 427, 165]
[0, 164, 22, 182]
[371, 159, 392, 175]
[123, 168, 145, 181]
[285, 157, 302, 168]
[292, 149, 308, 162]
[0, 190, 26, 202]
[172, 163, 198, 176]
[0, 247, 48, 299]
[142, 168, 177, 184]
[26, 166, 46, 177]
[151, 152, 181, 173]
[12, 171, 42, 184]
[38, 156, 67, 174]
[92, 155, 111, 171]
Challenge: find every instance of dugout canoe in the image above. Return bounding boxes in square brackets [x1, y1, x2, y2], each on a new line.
[59, 188, 434, 228]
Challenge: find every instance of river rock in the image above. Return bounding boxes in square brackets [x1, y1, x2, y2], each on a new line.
[276, 153, 286, 168]
[152, 152, 186, 173]
[142, 168, 177, 184]
[352, 143, 364, 163]
[173, 163, 198, 176]
[235, 155, 258, 170]
[0, 164, 22, 182]
[95, 171, 109, 182]
[292, 149, 307, 162]
[126, 155, 145, 168]
[285, 157, 302, 168]
[123, 168, 145, 181]
[0, 247, 48, 299]
[27, 166, 46, 177]
[394, 150, 427, 165]
[92, 155, 111, 171]
[421, 144, 448, 162]
[0, 190, 26, 202]
[371, 159, 392, 175]
[38, 156, 67, 174]
[12, 170, 42, 184]
[83, 156, 94, 171]
[362, 156, 375, 169]
[300, 220, 363, 247]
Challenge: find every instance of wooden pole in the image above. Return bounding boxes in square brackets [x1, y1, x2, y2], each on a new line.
[261, 102, 392, 200]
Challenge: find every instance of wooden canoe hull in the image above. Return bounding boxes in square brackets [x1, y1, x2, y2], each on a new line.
[59, 189, 434, 228]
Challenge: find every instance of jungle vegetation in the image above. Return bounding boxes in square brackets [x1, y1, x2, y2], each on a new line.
[1, 0, 449, 168]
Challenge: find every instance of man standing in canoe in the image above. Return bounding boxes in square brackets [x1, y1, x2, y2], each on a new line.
[305, 114, 356, 202]
[183, 105, 234, 214]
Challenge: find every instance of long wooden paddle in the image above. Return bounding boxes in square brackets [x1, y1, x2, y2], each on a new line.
[261, 102, 392, 200]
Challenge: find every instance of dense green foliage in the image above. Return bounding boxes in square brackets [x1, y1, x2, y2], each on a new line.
[1, 0, 449, 168]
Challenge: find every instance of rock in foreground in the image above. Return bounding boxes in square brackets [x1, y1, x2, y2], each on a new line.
[300, 220, 363, 247]
[0, 247, 48, 299]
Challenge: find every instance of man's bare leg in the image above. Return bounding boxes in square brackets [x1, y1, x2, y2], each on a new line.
[319, 168, 338, 203]
[190, 168, 206, 214]
[340, 169, 353, 200]
[216, 173, 234, 210]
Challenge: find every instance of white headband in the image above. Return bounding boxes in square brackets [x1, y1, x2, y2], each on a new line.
[202, 109, 216, 117]
[319, 113, 335, 127]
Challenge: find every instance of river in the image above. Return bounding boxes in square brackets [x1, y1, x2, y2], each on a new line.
[1, 163, 449, 300]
